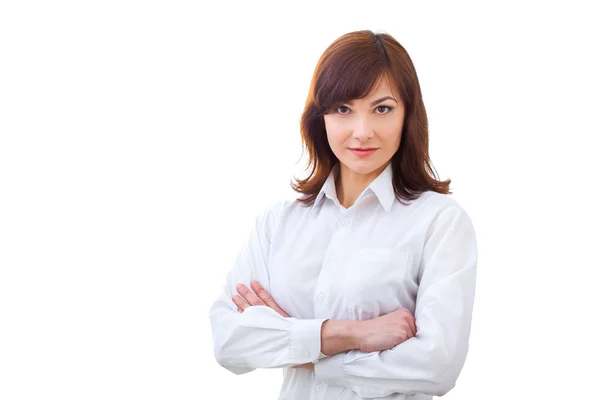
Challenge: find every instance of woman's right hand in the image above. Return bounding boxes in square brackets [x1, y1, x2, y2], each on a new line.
[354, 308, 417, 353]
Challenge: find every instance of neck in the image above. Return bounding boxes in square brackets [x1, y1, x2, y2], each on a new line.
[335, 163, 387, 209]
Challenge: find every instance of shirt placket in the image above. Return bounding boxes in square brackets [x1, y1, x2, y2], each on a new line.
[312, 206, 354, 399]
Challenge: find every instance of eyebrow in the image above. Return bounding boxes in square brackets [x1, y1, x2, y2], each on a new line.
[347, 96, 398, 106]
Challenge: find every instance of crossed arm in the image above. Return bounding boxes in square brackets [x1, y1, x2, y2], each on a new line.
[233, 280, 417, 371]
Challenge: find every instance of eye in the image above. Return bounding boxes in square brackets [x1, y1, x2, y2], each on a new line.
[375, 105, 393, 114]
[335, 105, 351, 114]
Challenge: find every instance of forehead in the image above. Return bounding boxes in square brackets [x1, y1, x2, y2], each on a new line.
[350, 74, 399, 103]
[364, 75, 397, 98]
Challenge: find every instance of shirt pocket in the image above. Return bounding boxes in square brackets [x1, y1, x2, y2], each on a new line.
[338, 247, 409, 318]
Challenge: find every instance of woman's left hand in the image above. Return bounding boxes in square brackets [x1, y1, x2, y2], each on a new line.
[233, 280, 290, 318]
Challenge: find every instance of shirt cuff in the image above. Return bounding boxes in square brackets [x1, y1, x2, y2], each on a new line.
[290, 318, 328, 363]
[314, 352, 345, 386]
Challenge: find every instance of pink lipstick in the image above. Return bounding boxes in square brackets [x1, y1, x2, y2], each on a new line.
[349, 148, 377, 157]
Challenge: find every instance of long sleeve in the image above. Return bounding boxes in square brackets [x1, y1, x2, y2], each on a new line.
[314, 205, 478, 398]
[208, 202, 328, 375]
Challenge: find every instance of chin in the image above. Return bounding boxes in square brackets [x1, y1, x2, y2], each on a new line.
[345, 161, 382, 175]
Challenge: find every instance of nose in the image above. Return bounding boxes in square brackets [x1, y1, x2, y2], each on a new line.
[352, 117, 374, 141]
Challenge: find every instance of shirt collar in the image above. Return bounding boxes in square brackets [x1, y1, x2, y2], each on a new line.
[312, 162, 395, 212]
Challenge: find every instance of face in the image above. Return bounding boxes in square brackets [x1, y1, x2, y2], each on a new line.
[324, 74, 405, 180]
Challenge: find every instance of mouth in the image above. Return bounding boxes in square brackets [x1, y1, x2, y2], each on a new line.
[349, 148, 378, 157]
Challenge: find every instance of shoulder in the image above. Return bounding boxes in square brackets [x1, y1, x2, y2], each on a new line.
[254, 198, 301, 240]
[419, 191, 464, 210]
[258, 198, 297, 221]
[408, 191, 474, 226]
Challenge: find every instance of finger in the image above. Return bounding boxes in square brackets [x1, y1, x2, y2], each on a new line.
[236, 284, 266, 307]
[401, 310, 416, 338]
[232, 295, 250, 312]
[250, 280, 290, 317]
[408, 317, 417, 337]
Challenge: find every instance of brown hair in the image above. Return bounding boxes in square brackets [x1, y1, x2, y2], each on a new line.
[290, 30, 451, 206]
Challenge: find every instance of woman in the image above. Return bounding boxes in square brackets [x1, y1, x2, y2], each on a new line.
[208, 30, 477, 399]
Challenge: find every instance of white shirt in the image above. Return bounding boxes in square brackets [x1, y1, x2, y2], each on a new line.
[209, 162, 478, 399]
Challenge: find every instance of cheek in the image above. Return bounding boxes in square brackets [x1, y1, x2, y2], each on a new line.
[324, 119, 345, 148]
[379, 118, 403, 147]
[376, 115, 403, 132]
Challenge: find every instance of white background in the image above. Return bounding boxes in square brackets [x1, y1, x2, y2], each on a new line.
[1, 1, 599, 399]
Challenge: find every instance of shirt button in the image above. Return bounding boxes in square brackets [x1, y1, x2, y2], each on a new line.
[317, 293, 326, 302]
[316, 384, 324, 392]
[341, 218, 349, 226]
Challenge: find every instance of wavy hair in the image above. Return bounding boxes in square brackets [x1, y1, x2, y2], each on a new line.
[291, 30, 451, 206]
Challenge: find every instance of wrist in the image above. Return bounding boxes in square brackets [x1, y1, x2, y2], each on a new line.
[320, 319, 362, 356]
[348, 319, 363, 351]
[338, 320, 361, 351]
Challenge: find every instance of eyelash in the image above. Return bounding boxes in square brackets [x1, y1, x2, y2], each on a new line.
[335, 105, 394, 115]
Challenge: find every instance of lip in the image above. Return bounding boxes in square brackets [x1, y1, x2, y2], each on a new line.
[349, 148, 378, 157]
